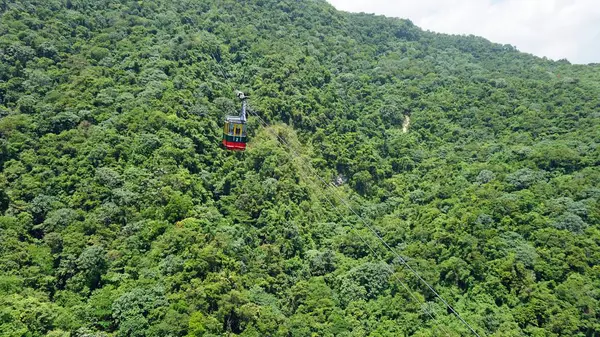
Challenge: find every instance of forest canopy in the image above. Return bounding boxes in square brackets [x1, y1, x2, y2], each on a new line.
[1, 0, 599, 336]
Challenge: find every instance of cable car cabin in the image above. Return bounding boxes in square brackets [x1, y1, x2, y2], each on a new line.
[222, 116, 247, 151]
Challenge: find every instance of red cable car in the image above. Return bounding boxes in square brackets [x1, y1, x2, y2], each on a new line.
[222, 91, 249, 151]
[222, 116, 247, 151]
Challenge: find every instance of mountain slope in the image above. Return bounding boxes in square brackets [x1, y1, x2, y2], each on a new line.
[1, 0, 599, 336]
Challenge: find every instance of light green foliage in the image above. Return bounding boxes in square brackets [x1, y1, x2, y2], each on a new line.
[0, 0, 599, 336]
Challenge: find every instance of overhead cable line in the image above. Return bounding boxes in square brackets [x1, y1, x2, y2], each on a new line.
[247, 109, 483, 337]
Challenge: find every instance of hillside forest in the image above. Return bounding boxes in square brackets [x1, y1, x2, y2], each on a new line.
[1, 0, 600, 336]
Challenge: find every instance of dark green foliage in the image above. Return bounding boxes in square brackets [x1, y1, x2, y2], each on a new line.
[1, 0, 599, 336]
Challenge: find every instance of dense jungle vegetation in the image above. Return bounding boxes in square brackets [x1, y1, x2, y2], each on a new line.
[1, 0, 599, 336]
